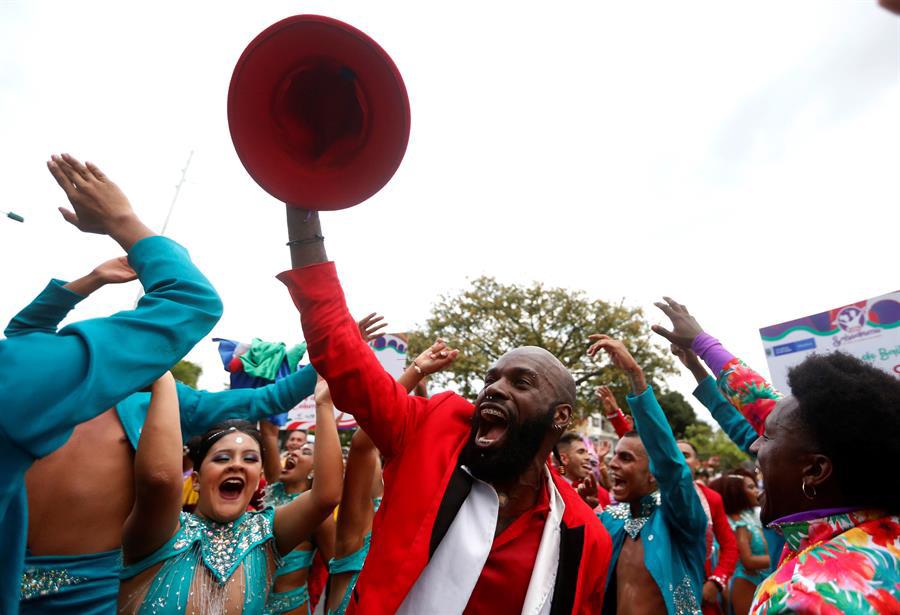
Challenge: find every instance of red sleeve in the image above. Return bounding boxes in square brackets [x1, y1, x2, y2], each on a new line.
[278, 263, 430, 461]
[596, 486, 611, 510]
[607, 409, 633, 438]
[704, 486, 737, 586]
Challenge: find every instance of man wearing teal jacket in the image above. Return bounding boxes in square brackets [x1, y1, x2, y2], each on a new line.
[588, 335, 707, 615]
[0, 154, 223, 614]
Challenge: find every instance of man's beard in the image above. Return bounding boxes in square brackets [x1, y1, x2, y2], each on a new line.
[459, 405, 555, 485]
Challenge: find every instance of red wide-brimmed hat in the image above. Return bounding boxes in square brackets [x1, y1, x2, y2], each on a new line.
[228, 15, 411, 210]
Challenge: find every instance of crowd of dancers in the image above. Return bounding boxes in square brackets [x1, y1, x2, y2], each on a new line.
[1, 152, 897, 615]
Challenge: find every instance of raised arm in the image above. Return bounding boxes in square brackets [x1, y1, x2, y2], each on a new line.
[0, 155, 222, 460]
[671, 345, 758, 454]
[589, 334, 706, 539]
[122, 373, 183, 564]
[652, 297, 781, 434]
[179, 365, 318, 439]
[334, 428, 380, 555]
[273, 378, 343, 555]
[595, 385, 633, 438]
[260, 419, 284, 485]
[277, 219, 439, 460]
[5, 256, 137, 338]
[704, 488, 737, 603]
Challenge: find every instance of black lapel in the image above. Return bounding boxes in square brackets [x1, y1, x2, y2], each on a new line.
[429, 465, 474, 559]
[549, 522, 584, 615]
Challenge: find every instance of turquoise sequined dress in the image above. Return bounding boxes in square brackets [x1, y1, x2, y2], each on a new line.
[728, 510, 772, 585]
[119, 508, 279, 614]
[263, 482, 315, 614]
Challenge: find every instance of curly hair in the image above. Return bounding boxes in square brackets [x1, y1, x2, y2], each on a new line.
[788, 352, 900, 513]
[188, 419, 265, 468]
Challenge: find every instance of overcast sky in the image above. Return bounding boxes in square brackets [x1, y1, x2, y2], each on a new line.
[2, 1, 898, 422]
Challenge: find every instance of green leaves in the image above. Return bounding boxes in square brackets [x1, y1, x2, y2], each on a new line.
[408, 276, 676, 418]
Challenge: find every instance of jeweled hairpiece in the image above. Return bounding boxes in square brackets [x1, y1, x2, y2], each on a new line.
[207, 426, 238, 442]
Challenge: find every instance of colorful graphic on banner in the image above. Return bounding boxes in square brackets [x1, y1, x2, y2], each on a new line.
[286, 333, 409, 431]
[760, 291, 900, 393]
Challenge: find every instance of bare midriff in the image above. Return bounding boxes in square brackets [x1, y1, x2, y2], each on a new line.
[615, 536, 666, 615]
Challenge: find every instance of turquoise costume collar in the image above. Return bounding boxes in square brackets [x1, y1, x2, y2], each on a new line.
[605, 491, 661, 540]
[174, 511, 275, 583]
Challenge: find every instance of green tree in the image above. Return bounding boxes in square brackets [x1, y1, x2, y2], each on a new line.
[408, 276, 677, 418]
[172, 359, 202, 389]
[684, 422, 750, 472]
[655, 390, 698, 439]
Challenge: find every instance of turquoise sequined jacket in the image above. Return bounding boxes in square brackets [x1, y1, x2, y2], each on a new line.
[0, 236, 222, 614]
[599, 386, 708, 615]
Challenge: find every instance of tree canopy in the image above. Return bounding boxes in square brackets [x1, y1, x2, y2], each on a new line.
[408, 276, 679, 419]
[172, 359, 202, 389]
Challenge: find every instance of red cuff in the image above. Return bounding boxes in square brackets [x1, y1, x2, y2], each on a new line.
[276, 261, 342, 312]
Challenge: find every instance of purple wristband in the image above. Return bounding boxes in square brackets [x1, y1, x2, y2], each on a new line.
[691, 332, 736, 376]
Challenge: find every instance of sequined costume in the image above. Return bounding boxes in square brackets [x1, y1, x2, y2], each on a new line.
[19, 549, 120, 614]
[728, 511, 771, 585]
[327, 497, 382, 615]
[598, 387, 707, 615]
[750, 509, 900, 614]
[0, 236, 222, 614]
[263, 482, 315, 614]
[119, 508, 279, 614]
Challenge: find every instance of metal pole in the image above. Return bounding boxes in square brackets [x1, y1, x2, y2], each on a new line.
[134, 151, 194, 306]
[160, 150, 194, 237]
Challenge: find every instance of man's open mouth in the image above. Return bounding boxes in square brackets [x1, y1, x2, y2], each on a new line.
[475, 404, 509, 448]
[218, 477, 246, 500]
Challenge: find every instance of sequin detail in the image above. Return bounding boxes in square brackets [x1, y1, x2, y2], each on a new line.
[263, 481, 300, 508]
[605, 491, 661, 539]
[172, 509, 275, 582]
[672, 576, 701, 615]
[20, 567, 87, 600]
[264, 583, 310, 614]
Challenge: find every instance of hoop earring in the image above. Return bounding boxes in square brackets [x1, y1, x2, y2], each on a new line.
[801, 481, 817, 500]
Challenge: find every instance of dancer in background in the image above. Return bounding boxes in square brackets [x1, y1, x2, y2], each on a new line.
[259, 381, 339, 615]
[709, 475, 769, 615]
[3, 153, 222, 614]
[590, 335, 707, 615]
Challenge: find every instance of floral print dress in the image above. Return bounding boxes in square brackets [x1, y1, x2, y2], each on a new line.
[750, 509, 900, 614]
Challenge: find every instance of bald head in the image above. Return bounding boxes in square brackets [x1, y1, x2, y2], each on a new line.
[497, 346, 576, 406]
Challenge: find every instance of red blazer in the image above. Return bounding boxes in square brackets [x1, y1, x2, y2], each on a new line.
[279, 263, 612, 615]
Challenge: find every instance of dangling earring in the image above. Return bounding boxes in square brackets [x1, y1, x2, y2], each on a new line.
[801, 480, 817, 500]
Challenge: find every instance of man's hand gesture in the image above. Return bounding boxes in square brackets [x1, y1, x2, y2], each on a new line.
[47, 153, 152, 251]
[651, 297, 704, 349]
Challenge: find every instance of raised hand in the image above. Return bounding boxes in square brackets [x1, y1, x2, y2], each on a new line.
[577, 473, 600, 509]
[651, 297, 704, 348]
[594, 385, 621, 416]
[412, 338, 460, 375]
[92, 256, 138, 285]
[357, 313, 388, 342]
[670, 343, 708, 383]
[47, 154, 152, 250]
[315, 376, 332, 407]
[259, 418, 280, 441]
[587, 334, 647, 394]
[594, 438, 612, 461]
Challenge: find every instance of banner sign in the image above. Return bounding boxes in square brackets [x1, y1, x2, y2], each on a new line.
[286, 333, 409, 430]
[760, 291, 900, 393]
